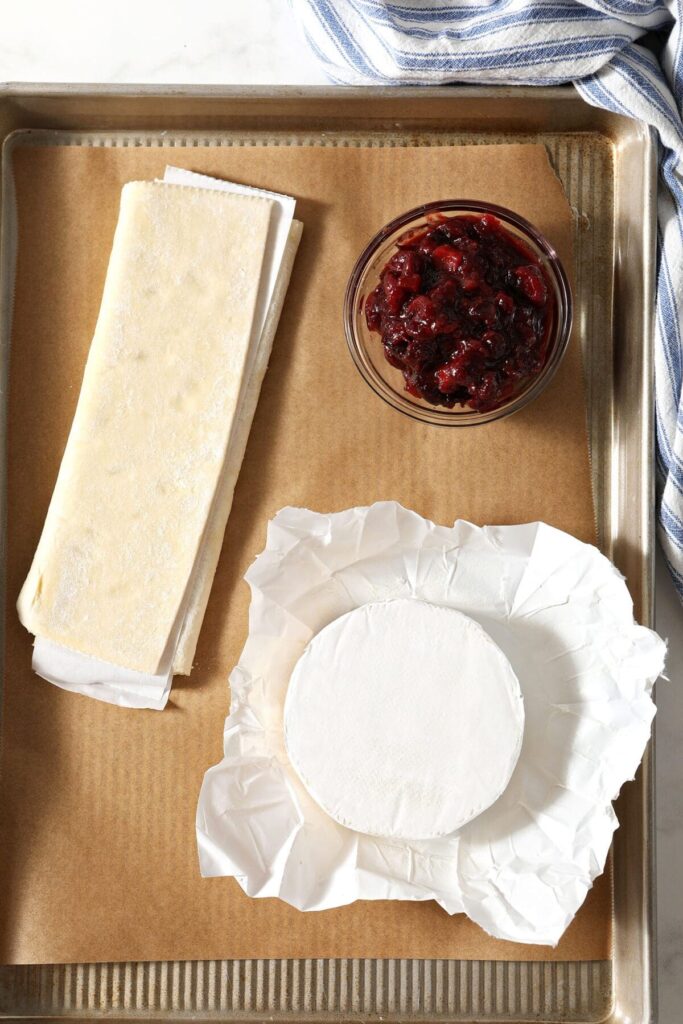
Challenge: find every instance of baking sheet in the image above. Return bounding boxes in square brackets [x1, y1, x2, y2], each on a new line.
[0, 137, 611, 968]
[0, 83, 658, 1024]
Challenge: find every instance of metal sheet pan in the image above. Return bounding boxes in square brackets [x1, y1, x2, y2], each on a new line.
[0, 84, 657, 1023]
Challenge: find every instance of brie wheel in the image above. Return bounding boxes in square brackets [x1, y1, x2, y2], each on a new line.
[284, 598, 524, 840]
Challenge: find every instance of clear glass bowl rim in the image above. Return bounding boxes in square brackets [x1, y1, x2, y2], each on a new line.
[343, 199, 573, 427]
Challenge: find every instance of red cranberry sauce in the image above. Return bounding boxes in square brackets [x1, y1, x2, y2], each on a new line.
[364, 213, 555, 412]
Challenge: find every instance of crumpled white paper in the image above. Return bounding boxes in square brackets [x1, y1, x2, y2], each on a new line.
[196, 501, 666, 945]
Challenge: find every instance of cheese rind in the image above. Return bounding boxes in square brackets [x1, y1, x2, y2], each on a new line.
[18, 181, 273, 673]
[284, 598, 525, 840]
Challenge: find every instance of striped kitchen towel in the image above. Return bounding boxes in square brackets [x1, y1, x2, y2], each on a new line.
[290, 0, 683, 601]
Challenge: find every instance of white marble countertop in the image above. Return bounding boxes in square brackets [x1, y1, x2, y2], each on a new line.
[2, 0, 682, 1019]
[0, 0, 324, 86]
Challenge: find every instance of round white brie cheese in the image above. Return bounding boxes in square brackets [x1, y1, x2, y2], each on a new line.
[283, 598, 525, 840]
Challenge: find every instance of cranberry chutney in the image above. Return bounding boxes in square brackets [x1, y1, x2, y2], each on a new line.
[364, 211, 556, 413]
[344, 199, 573, 423]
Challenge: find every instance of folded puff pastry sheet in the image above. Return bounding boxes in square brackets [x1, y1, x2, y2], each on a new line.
[18, 181, 273, 674]
[173, 218, 303, 675]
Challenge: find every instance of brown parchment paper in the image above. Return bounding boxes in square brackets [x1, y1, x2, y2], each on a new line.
[0, 141, 610, 966]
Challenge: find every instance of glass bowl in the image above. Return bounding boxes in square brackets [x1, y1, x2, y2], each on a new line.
[343, 200, 572, 427]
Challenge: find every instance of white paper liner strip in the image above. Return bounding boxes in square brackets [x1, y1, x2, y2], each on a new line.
[33, 637, 173, 710]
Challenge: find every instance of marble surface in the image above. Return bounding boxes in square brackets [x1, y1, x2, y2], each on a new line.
[1, 1, 682, 1019]
[0, 0, 324, 85]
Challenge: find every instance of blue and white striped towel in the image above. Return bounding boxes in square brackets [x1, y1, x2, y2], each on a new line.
[291, 0, 683, 601]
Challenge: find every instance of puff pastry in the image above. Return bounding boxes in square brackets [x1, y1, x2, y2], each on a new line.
[18, 181, 273, 674]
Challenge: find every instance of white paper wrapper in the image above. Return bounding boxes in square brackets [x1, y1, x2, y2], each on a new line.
[196, 501, 665, 945]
